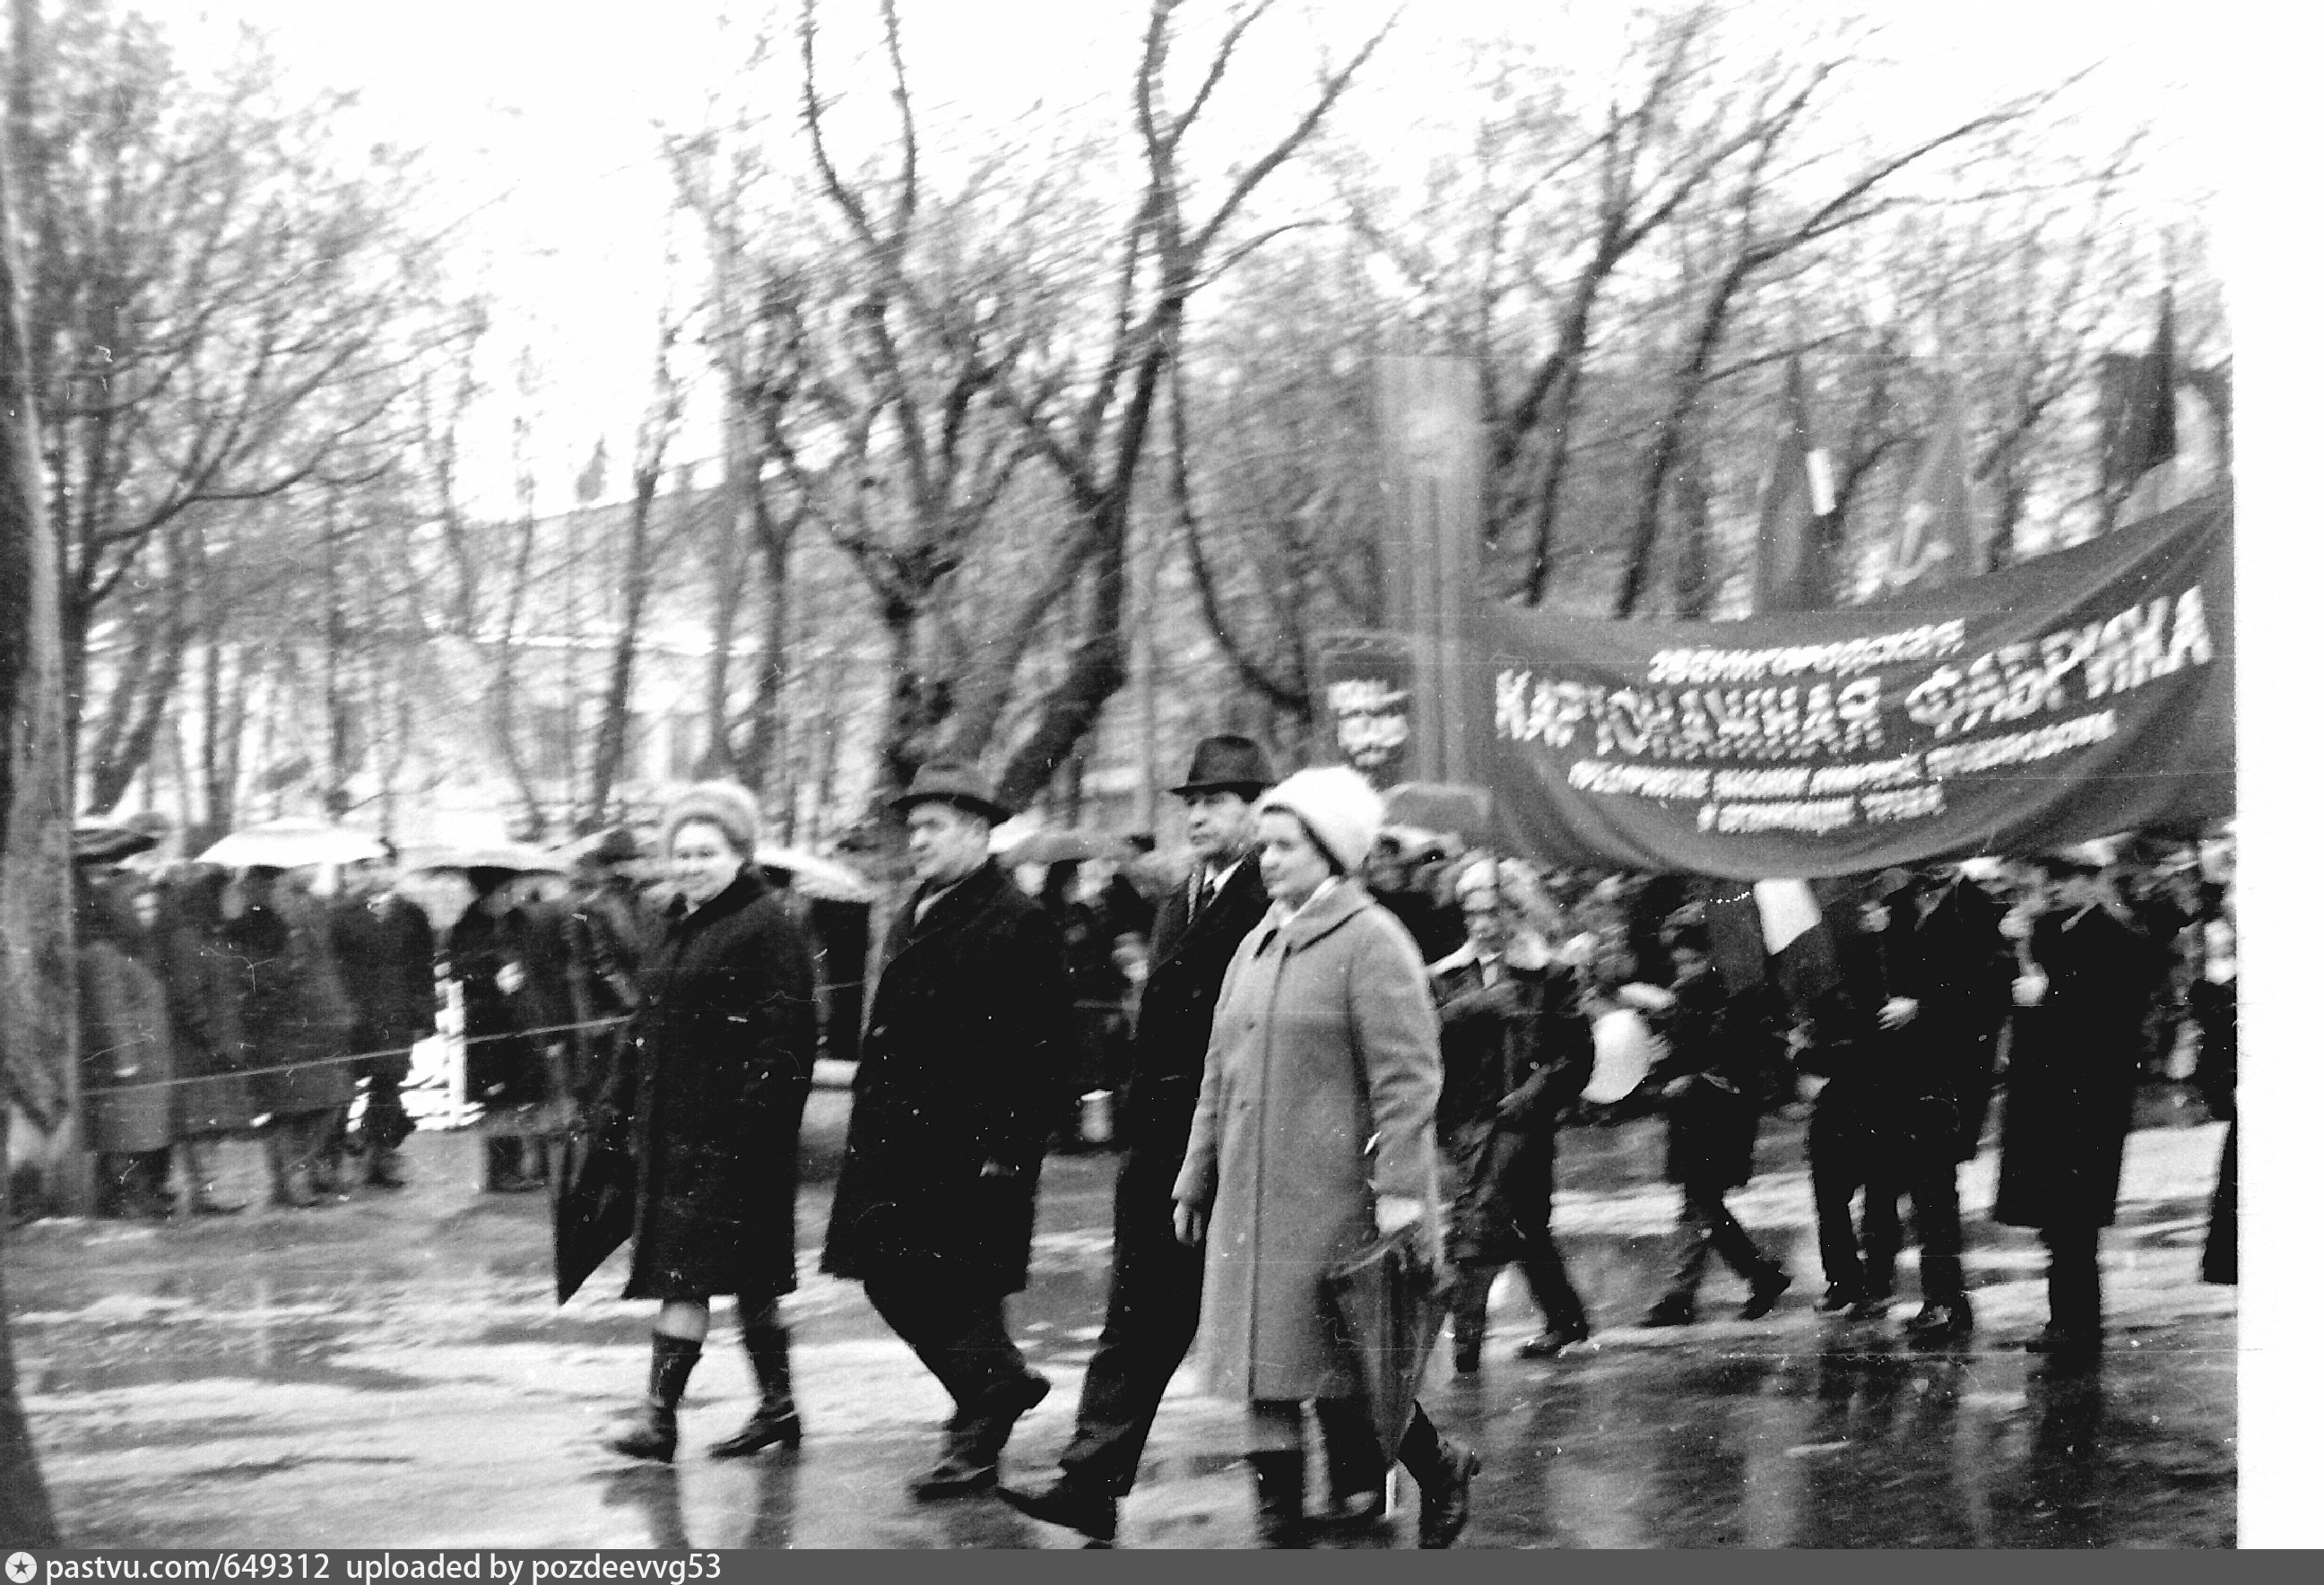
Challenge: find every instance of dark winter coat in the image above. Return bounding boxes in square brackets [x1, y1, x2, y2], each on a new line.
[565, 883, 654, 1105]
[1115, 854, 1270, 1162]
[328, 891, 438, 1071]
[1994, 903, 2151, 1230]
[76, 881, 177, 1156]
[1897, 875, 2016, 1159]
[448, 902, 558, 1113]
[1431, 941, 1592, 1265]
[153, 872, 255, 1139]
[230, 887, 357, 1120]
[620, 870, 819, 1301]
[821, 861, 1071, 1295]
[1645, 966, 1779, 1191]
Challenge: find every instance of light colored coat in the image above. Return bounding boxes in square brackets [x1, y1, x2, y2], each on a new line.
[1172, 880, 1442, 1402]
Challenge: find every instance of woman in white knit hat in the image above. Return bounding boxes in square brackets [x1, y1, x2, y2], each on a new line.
[1171, 766, 1481, 1547]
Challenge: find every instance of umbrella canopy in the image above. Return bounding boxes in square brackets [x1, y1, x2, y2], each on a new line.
[72, 823, 160, 866]
[1382, 782, 1493, 848]
[754, 844, 879, 905]
[197, 817, 386, 870]
[999, 829, 1132, 869]
[1322, 1225, 1452, 1464]
[400, 842, 568, 876]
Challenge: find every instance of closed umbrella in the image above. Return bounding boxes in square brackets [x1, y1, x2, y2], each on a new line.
[552, 1108, 636, 1304]
[999, 829, 1132, 869]
[755, 844, 879, 904]
[1322, 1224, 1453, 1465]
[198, 817, 386, 869]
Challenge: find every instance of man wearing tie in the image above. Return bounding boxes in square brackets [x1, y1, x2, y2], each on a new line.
[1004, 737, 1383, 1544]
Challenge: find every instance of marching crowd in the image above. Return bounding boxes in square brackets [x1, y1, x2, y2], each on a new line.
[59, 740, 2236, 1549]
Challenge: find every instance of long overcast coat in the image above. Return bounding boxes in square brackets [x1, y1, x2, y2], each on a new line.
[154, 872, 256, 1139]
[1994, 903, 2154, 1230]
[621, 869, 819, 1300]
[1172, 881, 1443, 1403]
[820, 860, 1071, 1295]
[233, 888, 357, 1121]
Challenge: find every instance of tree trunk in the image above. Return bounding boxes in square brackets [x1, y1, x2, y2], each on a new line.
[735, 475, 793, 801]
[585, 481, 662, 828]
[0, 69, 69, 1537]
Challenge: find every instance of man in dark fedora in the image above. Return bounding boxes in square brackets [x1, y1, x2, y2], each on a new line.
[822, 759, 1074, 1499]
[1003, 736, 1387, 1544]
[562, 827, 655, 1107]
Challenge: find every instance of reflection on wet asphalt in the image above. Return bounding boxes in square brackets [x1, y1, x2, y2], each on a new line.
[8, 1096, 2233, 1547]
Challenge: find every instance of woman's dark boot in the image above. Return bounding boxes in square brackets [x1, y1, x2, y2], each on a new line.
[707, 1324, 802, 1458]
[607, 1333, 701, 1463]
[1401, 1410, 1482, 1549]
[1249, 1450, 1309, 1548]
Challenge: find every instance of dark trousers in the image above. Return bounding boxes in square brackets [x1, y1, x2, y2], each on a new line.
[2202, 1121, 2236, 1285]
[1664, 1182, 1777, 1303]
[1451, 1248, 1588, 1342]
[2040, 1226, 2102, 1338]
[864, 1275, 1031, 1417]
[1880, 1142, 1967, 1302]
[354, 1057, 414, 1149]
[1810, 1112, 1901, 1297]
[1054, 1153, 1385, 1502]
[1054, 1154, 1205, 1495]
[1813, 1096, 1966, 1303]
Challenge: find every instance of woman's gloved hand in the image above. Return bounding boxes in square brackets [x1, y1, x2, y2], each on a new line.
[1374, 1194, 1425, 1236]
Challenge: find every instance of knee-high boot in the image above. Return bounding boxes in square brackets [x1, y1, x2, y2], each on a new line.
[607, 1332, 701, 1463]
[707, 1323, 802, 1458]
[1248, 1449, 1309, 1548]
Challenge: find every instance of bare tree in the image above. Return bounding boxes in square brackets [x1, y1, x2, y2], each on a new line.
[583, 307, 690, 828]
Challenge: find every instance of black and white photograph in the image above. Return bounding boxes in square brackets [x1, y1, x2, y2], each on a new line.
[0, 0, 2285, 1552]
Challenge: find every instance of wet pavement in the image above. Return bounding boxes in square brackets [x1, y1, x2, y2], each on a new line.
[7, 1089, 2234, 1548]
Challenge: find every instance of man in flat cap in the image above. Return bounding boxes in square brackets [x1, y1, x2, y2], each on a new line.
[1005, 734, 1380, 1542]
[822, 759, 1074, 1499]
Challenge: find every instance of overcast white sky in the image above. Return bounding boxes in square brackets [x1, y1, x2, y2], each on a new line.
[164, 0, 2233, 516]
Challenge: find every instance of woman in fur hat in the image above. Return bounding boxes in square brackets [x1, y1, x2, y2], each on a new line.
[1173, 766, 1481, 1547]
[603, 782, 820, 1464]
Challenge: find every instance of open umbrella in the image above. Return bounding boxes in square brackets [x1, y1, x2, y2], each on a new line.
[1322, 1223, 1453, 1465]
[72, 823, 161, 866]
[999, 829, 1132, 869]
[400, 841, 568, 876]
[755, 844, 879, 905]
[1382, 782, 1493, 848]
[198, 817, 386, 870]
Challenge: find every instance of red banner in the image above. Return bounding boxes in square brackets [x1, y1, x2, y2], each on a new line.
[1473, 494, 2233, 879]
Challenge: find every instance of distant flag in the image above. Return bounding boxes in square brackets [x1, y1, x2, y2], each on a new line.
[1751, 359, 1836, 614]
[1883, 377, 1975, 594]
[2099, 289, 2179, 525]
[575, 437, 610, 506]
